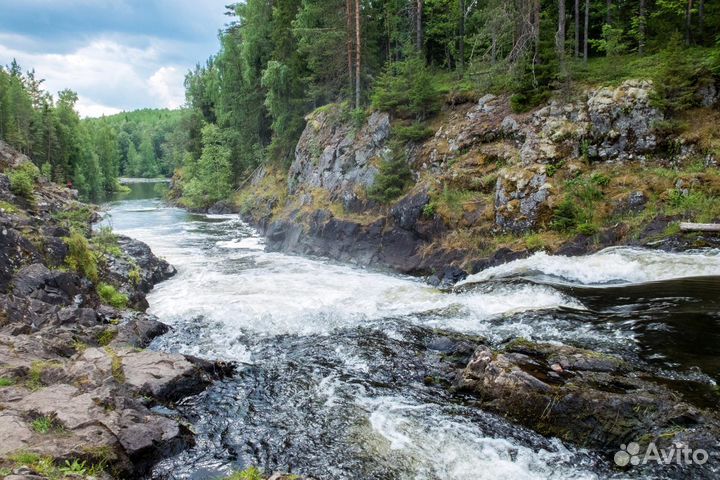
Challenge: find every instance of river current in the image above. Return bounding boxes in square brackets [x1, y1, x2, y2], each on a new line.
[100, 183, 720, 480]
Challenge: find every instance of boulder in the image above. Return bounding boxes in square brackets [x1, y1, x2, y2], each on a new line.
[10, 264, 83, 306]
[494, 165, 553, 232]
[458, 339, 720, 450]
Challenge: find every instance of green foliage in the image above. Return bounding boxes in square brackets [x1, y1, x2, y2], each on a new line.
[52, 205, 94, 233]
[651, 34, 697, 114]
[551, 197, 580, 232]
[98, 284, 129, 309]
[393, 123, 435, 143]
[367, 154, 414, 203]
[59, 459, 87, 476]
[0, 377, 15, 387]
[225, 466, 264, 480]
[64, 232, 98, 282]
[8, 162, 39, 198]
[92, 226, 123, 257]
[31, 416, 61, 434]
[128, 265, 142, 287]
[590, 24, 627, 57]
[0, 200, 18, 214]
[181, 124, 234, 209]
[372, 57, 442, 119]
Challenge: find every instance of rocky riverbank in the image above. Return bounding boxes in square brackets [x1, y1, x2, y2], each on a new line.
[0, 141, 233, 479]
[222, 79, 720, 286]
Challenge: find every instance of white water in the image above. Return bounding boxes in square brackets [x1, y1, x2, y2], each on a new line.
[458, 247, 720, 287]
[101, 194, 719, 480]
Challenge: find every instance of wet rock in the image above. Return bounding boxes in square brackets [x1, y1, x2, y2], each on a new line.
[458, 339, 720, 450]
[112, 314, 170, 348]
[104, 235, 176, 310]
[207, 200, 236, 215]
[0, 228, 40, 293]
[119, 350, 209, 402]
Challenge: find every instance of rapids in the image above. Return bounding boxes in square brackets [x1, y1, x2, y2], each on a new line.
[99, 183, 720, 480]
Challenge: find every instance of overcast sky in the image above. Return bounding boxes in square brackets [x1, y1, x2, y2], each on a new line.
[0, 0, 229, 117]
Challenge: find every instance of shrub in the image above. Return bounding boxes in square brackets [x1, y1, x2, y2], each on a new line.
[651, 34, 697, 114]
[394, 123, 435, 143]
[371, 57, 441, 119]
[576, 222, 598, 236]
[367, 154, 414, 204]
[64, 232, 99, 282]
[226, 467, 264, 480]
[8, 162, 39, 198]
[97, 284, 129, 309]
[551, 197, 579, 231]
[92, 226, 123, 257]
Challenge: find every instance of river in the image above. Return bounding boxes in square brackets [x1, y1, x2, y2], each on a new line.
[100, 182, 720, 480]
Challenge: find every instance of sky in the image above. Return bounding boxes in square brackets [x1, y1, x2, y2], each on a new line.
[0, 0, 229, 117]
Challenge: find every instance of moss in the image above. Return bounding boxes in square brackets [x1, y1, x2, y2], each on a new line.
[103, 347, 125, 383]
[97, 283, 129, 309]
[96, 328, 118, 347]
[52, 205, 95, 233]
[0, 200, 18, 214]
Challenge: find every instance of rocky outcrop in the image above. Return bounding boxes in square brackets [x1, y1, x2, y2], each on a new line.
[457, 339, 720, 452]
[289, 104, 391, 210]
[494, 164, 552, 232]
[0, 143, 225, 478]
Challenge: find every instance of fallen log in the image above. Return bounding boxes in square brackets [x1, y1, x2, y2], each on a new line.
[680, 222, 720, 232]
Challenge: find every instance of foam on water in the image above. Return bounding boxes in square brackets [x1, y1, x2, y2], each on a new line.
[458, 246, 720, 287]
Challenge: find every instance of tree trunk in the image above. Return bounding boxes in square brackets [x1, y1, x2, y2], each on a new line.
[355, 0, 361, 110]
[459, 0, 465, 71]
[583, 0, 589, 62]
[699, 0, 704, 43]
[557, 0, 566, 63]
[533, 0, 541, 57]
[575, 0, 580, 57]
[346, 0, 354, 95]
[639, 0, 646, 56]
[606, 0, 612, 24]
[416, 0, 424, 52]
[685, 0, 693, 45]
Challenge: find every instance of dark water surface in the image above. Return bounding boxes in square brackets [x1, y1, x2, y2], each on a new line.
[100, 183, 720, 480]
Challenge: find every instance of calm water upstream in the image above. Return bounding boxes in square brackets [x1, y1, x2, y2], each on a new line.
[100, 182, 720, 480]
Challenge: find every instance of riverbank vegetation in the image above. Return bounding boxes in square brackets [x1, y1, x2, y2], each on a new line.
[169, 0, 720, 209]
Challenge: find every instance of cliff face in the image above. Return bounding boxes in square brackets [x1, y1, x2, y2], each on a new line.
[235, 80, 720, 283]
[0, 142, 231, 478]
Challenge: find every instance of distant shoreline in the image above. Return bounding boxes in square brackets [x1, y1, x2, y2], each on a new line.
[119, 177, 171, 184]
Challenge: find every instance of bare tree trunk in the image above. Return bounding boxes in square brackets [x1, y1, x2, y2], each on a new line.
[533, 0, 541, 58]
[584, 0, 589, 62]
[459, 0, 465, 71]
[355, 0, 361, 110]
[346, 0, 354, 95]
[575, 0, 580, 57]
[416, 0, 424, 52]
[557, 0, 566, 63]
[639, 0, 646, 55]
[606, 0, 612, 24]
[685, 0, 693, 45]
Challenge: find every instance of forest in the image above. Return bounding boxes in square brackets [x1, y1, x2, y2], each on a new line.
[175, 0, 720, 209]
[1, 0, 719, 204]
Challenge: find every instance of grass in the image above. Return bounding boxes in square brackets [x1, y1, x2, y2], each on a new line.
[97, 283, 129, 309]
[92, 226, 123, 257]
[96, 328, 118, 347]
[224, 466, 265, 480]
[103, 347, 125, 383]
[31, 416, 62, 434]
[0, 377, 15, 387]
[64, 232, 99, 283]
[51, 205, 95, 233]
[0, 200, 18, 214]
[27, 360, 62, 391]
[8, 451, 105, 480]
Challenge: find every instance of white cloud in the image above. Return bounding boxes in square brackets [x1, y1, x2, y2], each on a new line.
[148, 66, 185, 109]
[0, 34, 188, 117]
